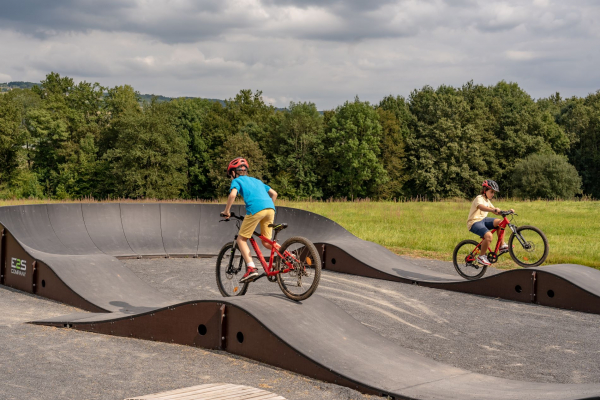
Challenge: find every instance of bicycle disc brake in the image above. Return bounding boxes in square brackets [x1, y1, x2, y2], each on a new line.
[522, 241, 535, 251]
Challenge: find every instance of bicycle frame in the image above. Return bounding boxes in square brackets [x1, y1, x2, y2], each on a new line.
[225, 215, 298, 278]
[247, 233, 295, 277]
[474, 214, 522, 254]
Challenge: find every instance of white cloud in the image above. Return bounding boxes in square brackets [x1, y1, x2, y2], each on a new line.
[0, 0, 599, 108]
[505, 50, 537, 61]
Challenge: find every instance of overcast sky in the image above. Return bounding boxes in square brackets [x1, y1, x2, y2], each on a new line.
[1, 0, 599, 109]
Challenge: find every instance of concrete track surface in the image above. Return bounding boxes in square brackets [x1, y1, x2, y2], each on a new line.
[1, 203, 600, 399]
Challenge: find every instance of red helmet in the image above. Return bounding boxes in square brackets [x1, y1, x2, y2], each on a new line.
[227, 157, 249, 177]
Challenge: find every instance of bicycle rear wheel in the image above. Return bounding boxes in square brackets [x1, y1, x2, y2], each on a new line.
[276, 236, 321, 301]
[216, 241, 249, 297]
[508, 225, 549, 268]
[453, 239, 487, 280]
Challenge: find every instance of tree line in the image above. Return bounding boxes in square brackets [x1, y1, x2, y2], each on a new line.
[0, 72, 597, 201]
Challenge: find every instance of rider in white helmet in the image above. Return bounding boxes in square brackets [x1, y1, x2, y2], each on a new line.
[466, 180, 514, 266]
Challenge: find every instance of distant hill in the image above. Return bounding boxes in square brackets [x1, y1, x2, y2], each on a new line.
[0, 82, 300, 111]
[0, 81, 225, 104]
[138, 93, 225, 106]
[1, 81, 39, 92]
[4, 81, 40, 89]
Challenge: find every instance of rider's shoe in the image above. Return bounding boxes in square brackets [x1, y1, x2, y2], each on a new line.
[498, 243, 509, 255]
[239, 267, 259, 283]
[477, 255, 491, 266]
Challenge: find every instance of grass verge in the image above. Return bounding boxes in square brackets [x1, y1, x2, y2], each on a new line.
[1, 198, 598, 269]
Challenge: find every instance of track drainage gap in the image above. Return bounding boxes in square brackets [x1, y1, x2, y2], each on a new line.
[237, 332, 244, 343]
[331, 258, 336, 265]
[515, 285, 522, 293]
[547, 290, 555, 298]
[41, 280, 46, 288]
[198, 324, 207, 336]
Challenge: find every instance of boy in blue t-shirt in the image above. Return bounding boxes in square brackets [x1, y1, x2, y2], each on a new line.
[222, 157, 278, 282]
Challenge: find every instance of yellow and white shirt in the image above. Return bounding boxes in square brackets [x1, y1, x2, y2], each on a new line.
[467, 195, 494, 229]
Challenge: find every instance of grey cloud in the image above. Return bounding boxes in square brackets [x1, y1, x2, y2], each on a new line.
[0, 0, 453, 44]
[0, 0, 599, 109]
[1, 0, 598, 46]
[260, 0, 400, 12]
[0, 0, 246, 43]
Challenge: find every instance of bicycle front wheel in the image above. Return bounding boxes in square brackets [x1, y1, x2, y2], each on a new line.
[453, 239, 487, 280]
[216, 242, 249, 297]
[276, 236, 321, 301]
[508, 226, 549, 268]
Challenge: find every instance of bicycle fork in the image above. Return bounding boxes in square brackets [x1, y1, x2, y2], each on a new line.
[509, 224, 530, 250]
[227, 235, 244, 274]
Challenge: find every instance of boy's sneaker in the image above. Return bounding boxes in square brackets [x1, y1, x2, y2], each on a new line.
[477, 255, 491, 266]
[499, 243, 509, 254]
[239, 267, 259, 283]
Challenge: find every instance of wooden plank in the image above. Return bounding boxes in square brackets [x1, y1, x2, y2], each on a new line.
[125, 383, 286, 400]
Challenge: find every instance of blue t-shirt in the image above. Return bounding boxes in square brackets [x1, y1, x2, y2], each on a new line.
[230, 176, 275, 215]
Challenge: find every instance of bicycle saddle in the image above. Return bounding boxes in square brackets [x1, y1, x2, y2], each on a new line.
[268, 223, 288, 231]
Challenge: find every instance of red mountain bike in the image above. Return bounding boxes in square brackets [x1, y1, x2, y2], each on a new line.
[453, 211, 549, 280]
[216, 212, 321, 301]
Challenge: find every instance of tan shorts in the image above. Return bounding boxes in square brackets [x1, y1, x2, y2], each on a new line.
[239, 208, 275, 239]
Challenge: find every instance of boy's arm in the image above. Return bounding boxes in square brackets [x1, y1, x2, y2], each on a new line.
[268, 188, 278, 202]
[222, 188, 238, 217]
[477, 204, 500, 215]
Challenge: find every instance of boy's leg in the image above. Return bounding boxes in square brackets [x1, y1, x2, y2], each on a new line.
[470, 219, 493, 265]
[492, 218, 509, 251]
[258, 209, 276, 250]
[481, 231, 493, 255]
[236, 236, 253, 265]
[237, 213, 263, 282]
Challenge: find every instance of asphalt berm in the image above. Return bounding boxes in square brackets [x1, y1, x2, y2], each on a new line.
[1, 256, 599, 400]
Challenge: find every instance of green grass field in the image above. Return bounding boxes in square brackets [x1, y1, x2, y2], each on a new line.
[281, 199, 600, 269]
[1, 199, 598, 269]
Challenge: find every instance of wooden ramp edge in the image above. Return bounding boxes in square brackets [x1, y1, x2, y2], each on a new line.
[125, 383, 286, 400]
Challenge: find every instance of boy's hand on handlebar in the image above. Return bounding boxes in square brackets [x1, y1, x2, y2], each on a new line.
[494, 207, 501, 215]
[220, 211, 230, 219]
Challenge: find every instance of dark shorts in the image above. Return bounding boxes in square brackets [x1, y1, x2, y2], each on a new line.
[470, 217, 497, 238]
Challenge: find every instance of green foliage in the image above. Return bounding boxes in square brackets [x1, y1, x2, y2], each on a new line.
[169, 97, 213, 198]
[405, 85, 490, 198]
[375, 108, 407, 199]
[557, 91, 600, 198]
[0, 92, 23, 183]
[0, 169, 44, 199]
[104, 101, 188, 199]
[210, 131, 268, 197]
[0, 72, 596, 200]
[270, 102, 324, 199]
[511, 153, 582, 199]
[320, 97, 387, 199]
[377, 95, 411, 199]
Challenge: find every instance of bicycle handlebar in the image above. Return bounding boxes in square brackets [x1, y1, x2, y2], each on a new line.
[500, 210, 517, 216]
[219, 211, 244, 222]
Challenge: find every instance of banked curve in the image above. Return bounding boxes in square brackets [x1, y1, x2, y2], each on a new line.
[2, 203, 600, 399]
[33, 294, 600, 400]
[1, 203, 600, 314]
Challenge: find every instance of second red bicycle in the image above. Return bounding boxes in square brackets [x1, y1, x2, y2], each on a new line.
[453, 211, 549, 280]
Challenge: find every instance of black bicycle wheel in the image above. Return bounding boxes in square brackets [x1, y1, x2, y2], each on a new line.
[276, 236, 321, 301]
[453, 239, 487, 280]
[216, 241, 249, 297]
[508, 225, 549, 268]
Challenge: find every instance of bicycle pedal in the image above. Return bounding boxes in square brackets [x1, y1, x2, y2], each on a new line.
[252, 272, 267, 282]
